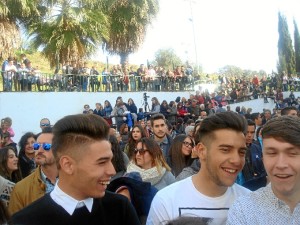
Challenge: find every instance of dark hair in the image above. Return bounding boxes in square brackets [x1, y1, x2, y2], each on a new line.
[250, 112, 260, 121]
[109, 135, 126, 173]
[52, 114, 110, 169]
[127, 125, 146, 159]
[0, 146, 22, 182]
[119, 123, 129, 135]
[0, 200, 11, 225]
[18, 132, 36, 156]
[195, 112, 247, 145]
[247, 119, 256, 128]
[168, 134, 194, 177]
[262, 116, 300, 147]
[150, 113, 165, 127]
[136, 138, 170, 172]
[281, 106, 298, 116]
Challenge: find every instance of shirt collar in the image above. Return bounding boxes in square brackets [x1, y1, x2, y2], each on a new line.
[50, 184, 93, 215]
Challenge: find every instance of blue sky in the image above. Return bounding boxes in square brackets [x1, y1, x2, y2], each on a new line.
[101, 0, 300, 73]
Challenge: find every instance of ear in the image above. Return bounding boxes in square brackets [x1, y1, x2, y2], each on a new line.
[195, 143, 207, 160]
[59, 156, 75, 175]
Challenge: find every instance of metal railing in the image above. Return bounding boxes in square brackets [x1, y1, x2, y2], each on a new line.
[0, 71, 199, 92]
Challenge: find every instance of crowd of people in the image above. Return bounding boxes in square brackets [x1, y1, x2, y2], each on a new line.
[1, 87, 300, 224]
[1, 55, 197, 92]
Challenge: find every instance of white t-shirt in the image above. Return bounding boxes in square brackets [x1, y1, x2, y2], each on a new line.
[146, 176, 250, 225]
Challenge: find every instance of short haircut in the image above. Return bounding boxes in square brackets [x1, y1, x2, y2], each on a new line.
[262, 116, 300, 147]
[194, 112, 247, 145]
[250, 112, 260, 121]
[247, 119, 256, 128]
[150, 113, 165, 127]
[52, 114, 110, 169]
[281, 106, 298, 116]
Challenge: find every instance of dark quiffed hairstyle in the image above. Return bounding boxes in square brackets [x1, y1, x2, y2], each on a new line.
[150, 113, 165, 127]
[52, 114, 110, 169]
[195, 112, 247, 145]
[262, 116, 300, 147]
[281, 106, 298, 116]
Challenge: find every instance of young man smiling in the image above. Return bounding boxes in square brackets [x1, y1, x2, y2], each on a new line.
[12, 114, 140, 225]
[146, 112, 250, 225]
[227, 116, 300, 224]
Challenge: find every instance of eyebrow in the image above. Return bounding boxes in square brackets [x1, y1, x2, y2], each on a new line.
[95, 156, 112, 162]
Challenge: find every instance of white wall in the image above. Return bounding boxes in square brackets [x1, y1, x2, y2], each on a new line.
[0, 91, 295, 147]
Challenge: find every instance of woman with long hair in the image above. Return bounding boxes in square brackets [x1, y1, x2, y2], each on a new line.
[124, 125, 146, 159]
[127, 137, 175, 190]
[109, 135, 128, 180]
[18, 132, 36, 178]
[138, 120, 150, 137]
[168, 134, 194, 177]
[0, 146, 22, 183]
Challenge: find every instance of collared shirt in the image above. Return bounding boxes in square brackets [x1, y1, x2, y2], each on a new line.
[227, 184, 300, 225]
[50, 184, 93, 215]
[40, 169, 58, 194]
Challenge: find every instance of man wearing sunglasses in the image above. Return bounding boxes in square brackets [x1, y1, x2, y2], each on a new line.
[12, 114, 140, 225]
[39, 118, 51, 131]
[146, 112, 250, 225]
[9, 126, 58, 215]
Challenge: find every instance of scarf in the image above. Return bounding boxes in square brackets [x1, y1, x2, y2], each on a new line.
[127, 161, 166, 186]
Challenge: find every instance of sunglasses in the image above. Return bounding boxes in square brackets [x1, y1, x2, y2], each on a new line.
[134, 148, 148, 155]
[40, 123, 50, 127]
[182, 141, 194, 148]
[33, 143, 52, 151]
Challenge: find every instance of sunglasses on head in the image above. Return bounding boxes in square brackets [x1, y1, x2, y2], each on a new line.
[134, 148, 148, 155]
[33, 143, 52, 151]
[40, 123, 50, 127]
[182, 141, 194, 148]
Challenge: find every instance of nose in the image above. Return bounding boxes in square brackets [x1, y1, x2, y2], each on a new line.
[229, 151, 243, 165]
[107, 161, 116, 177]
[275, 153, 288, 169]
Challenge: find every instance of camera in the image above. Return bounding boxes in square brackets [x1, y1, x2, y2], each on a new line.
[143, 92, 150, 100]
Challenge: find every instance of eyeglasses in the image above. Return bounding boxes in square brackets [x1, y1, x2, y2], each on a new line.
[40, 123, 50, 127]
[134, 148, 148, 155]
[182, 141, 194, 148]
[33, 143, 52, 151]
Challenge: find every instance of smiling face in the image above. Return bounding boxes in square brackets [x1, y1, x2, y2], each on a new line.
[7, 149, 18, 174]
[25, 136, 35, 157]
[263, 137, 300, 202]
[69, 140, 116, 200]
[198, 129, 247, 188]
[182, 137, 193, 156]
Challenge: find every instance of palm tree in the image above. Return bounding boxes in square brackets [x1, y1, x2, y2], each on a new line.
[28, 0, 109, 67]
[0, 0, 40, 60]
[103, 0, 159, 65]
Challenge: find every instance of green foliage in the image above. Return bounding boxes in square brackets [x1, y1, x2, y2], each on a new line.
[277, 12, 296, 75]
[294, 20, 300, 73]
[153, 48, 183, 70]
[27, 0, 109, 68]
[103, 0, 159, 65]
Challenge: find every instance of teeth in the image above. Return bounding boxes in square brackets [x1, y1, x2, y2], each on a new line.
[223, 168, 236, 174]
[99, 181, 110, 185]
